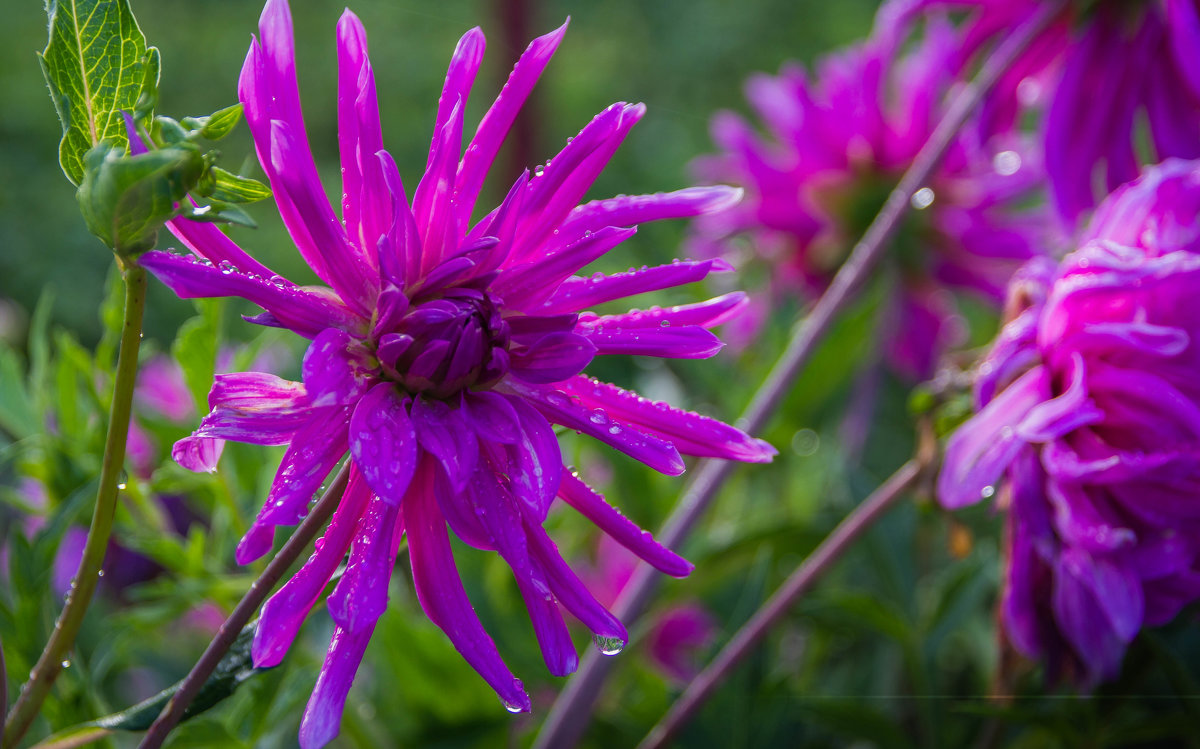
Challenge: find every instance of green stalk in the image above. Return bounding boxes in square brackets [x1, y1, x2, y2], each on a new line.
[3, 263, 148, 749]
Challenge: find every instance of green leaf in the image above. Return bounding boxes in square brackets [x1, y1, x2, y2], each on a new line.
[182, 103, 244, 141]
[181, 201, 258, 229]
[134, 46, 161, 128]
[76, 142, 206, 256]
[36, 623, 270, 738]
[206, 167, 271, 204]
[0, 343, 36, 440]
[171, 304, 220, 413]
[39, 0, 149, 185]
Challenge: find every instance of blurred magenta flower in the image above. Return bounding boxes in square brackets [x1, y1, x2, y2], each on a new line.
[692, 9, 1048, 378]
[939, 159, 1200, 685]
[906, 0, 1200, 224]
[139, 1, 774, 744]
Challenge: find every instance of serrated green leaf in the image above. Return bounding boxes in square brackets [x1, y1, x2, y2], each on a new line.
[76, 142, 206, 256]
[207, 167, 271, 204]
[39, 0, 149, 185]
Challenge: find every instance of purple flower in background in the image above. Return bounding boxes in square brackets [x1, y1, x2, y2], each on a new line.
[908, 0, 1200, 224]
[140, 1, 774, 745]
[939, 159, 1200, 685]
[692, 9, 1048, 379]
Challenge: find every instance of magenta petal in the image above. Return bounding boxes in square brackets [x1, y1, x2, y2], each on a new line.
[502, 380, 685, 475]
[1168, 0, 1200, 99]
[328, 495, 402, 632]
[559, 376, 774, 463]
[510, 331, 597, 384]
[182, 373, 312, 448]
[504, 396, 563, 522]
[302, 328, 378, 408]
[412, 98, 466, 274]
[172, 436, 225, 472]
[462, 390, 520, 444]
[298, 624, 373, 749]
[581, 324, 725, 359]
[237, 406, 352, 564]
[140, 251, 364, 339]
[558, 469, 692, 576]
[456, 20, 568, 221]
[938, 367, 1046, 509]
[349, 383, 417, 505]
[494, 226, 638, 309]
[165, 214, 276, 280]
[524, 517, 627, 645]
[254, 465, 372, 668]
[554, 186, 743, 250]
[541, 259, 732, 315]
[337, 10, 385, 271]
[411, 396, 479, 491]
[517, 567, 577, 676]
[269, 120, 380, 315]
[427, 28, 486, 173]
[580, 292, 747, 330]
[403, 458, 530, 711]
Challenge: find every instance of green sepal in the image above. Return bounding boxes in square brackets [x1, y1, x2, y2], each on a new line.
[207, 167, 271, 203]
[76, 142, 206, 257]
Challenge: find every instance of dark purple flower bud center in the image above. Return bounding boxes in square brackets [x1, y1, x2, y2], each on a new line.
[376, 288, 511, 399]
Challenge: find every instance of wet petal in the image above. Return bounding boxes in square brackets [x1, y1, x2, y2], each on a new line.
[541, 259, 732, 315]
[302, 328, 378, 408]
[403, 457, 530, 711]
[349, 383, 417, 505]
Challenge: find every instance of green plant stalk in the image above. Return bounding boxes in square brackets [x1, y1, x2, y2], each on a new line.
[3, 264, 148, 749]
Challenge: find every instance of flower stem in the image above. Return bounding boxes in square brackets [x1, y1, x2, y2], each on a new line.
[3, 263, 148, 749]
[137, 462, 352, 749]
[532, 5, 1059, 746]
[639, 460, 922, 749]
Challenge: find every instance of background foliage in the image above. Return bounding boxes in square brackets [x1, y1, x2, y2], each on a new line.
[3, 1, 1200, 748]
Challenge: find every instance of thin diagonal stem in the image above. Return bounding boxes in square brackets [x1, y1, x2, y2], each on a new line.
[532, 5, 1059, 746]
[639, 460, 922, 749]
[3, 264, 148, 749]
[137, 462, 352, 749]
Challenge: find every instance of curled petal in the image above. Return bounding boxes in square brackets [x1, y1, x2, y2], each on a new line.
[302, 328, 379, 408]
[510, 331, 596, 384]
[403, 457, 530, 711]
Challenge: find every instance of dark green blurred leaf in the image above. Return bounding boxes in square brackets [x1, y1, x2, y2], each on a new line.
[39, 0, 148, 185]
[76, 143, 205, 256]
[0, 342, 36, 439]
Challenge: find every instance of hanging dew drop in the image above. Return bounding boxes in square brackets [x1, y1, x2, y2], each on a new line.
[502, 699, 525, 714]
[593, 635, 625, 656]
[981, 485, 996, 499]
[61, 660, 71, 669]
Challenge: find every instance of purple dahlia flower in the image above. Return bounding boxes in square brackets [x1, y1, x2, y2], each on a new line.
[907, 0, 1200, 224]
[692, 10, 1048, 379]
[938, 159, 1200, 685]
[141, 1, 774, 744]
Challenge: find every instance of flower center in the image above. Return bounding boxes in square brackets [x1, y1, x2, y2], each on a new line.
[375, 288, 511, 399]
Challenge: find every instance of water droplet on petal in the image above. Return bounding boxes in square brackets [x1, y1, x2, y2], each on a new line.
[593, 635, 626, 656]
[503, 699, 525, 714]
[981, 485, 996, 499]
